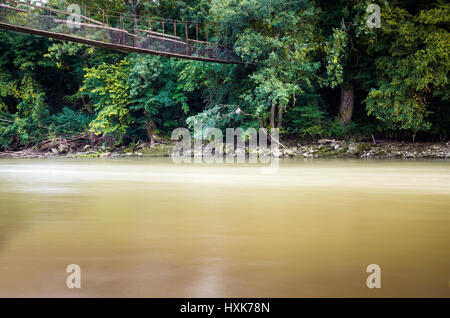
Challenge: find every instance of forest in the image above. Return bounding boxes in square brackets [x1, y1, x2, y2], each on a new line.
[0, 0, 448, 151]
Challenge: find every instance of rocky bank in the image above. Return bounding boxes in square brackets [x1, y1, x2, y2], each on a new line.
[1, 137, 449, 160]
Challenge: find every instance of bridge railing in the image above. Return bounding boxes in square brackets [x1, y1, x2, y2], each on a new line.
[0, 0, 243, 64]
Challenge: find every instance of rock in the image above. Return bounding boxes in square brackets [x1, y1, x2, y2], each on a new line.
[58, 143, 69, 154]
[83, 145, 91, 150]
[333, 144, 340, 150]
[285, 149, 294, 156]
[271, 148, 282, 157]
[347, 143, 359, 155]
[126, 152, 133, 156]
[261, 148, 271, 156]
[318, 138, 333, 144]
[347, 142, 371, 155]
[136, 152, 143, 157]
[100, 152, 111, 158]
[51, 148, 59, 154]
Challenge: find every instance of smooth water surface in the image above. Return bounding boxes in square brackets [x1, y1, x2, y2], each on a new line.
[0, 158, 449, 297]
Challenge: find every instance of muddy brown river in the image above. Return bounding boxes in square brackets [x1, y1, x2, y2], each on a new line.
[0, 158, 449, 297]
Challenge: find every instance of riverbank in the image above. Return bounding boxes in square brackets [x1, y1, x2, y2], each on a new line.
[1, 137, 449, 160]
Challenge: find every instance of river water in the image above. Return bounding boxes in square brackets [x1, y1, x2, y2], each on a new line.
[0, 158, 449, 297]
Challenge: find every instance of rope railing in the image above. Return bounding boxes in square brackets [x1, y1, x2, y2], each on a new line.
[0, 0, 243, 64]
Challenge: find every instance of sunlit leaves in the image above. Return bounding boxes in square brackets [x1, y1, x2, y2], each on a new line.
[365, 1, 449, 132]
[81, 60, 132, 136]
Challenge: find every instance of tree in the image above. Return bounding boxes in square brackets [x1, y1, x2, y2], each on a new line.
[211, 0, 322, 130]
[0, 31, 54, 148]
[365, 0, 449, 140]
[127, 54, 192, 141]
[317, 0, 378, 127]
[80, 60, 132, 138]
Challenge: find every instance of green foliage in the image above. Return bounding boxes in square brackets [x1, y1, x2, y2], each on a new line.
[48, 107, 93, 136]
[0, 0, 449, 150]
[15, 76, 49, 126]
[0, 113, 42, 149]
[365, 1, 449, 132]
[324, 120, 358, 138]
[284, 92, 325, 137]
[127, 55, 189, 133]
[186, 104, 241, 132]
[211, 0, 322, 129]
[81, 60, 132, 136]
[323, 27, 347, 88]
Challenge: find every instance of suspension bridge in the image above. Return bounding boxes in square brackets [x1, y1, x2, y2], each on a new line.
[0, 0, 244, 64]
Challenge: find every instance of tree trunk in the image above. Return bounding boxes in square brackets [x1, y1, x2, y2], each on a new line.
[277, 105, 283, 129]
[79, 84, 93, 114]
[270, 101, 276, 129]
[339, 83, 354, 125]
[145, 119, 156, 143]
